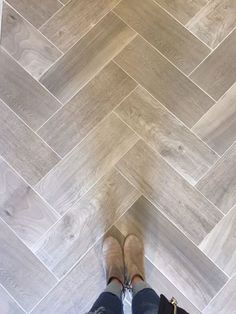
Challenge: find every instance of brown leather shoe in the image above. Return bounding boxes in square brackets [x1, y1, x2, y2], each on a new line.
[124, 234, 145, 285]
[102, 236, 125, 286]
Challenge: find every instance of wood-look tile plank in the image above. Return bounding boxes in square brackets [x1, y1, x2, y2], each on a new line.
[186, 0, 236, 49]
[116, 140, 223, 244]
[34, 168, 140, 277]
[115, 86, 218, 184]
[190, 29, 236, 100]
[6, 0, 62, 28]
[0, 47, 61, 130]
[0, 285, 24, 314]
[0, 99, 60, 186]
[196, 142, 236, 214]
[114, 0, 210, 74]
[32, 240, 106, 314]
[1, 3, 62, 79]
[153, 0, 208, 24]
[114, 36, 214, 127]
[40, 0, 120, 52]
[115, 196, 228, 309]
[192, 83, 236, 155]
[203, 275, 236, 314]
[0, 158, 58, 248]
[200, 205, 236, 277]
[40, 13, 135, 104]
[0, 220, 57, 311]
[36, 114, 138, 215]
[38, 62, 137, 157]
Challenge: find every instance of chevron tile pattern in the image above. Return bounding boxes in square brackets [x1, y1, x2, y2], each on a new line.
[0, 1, 235, 313]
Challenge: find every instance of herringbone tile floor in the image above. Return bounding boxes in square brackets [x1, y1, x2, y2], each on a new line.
[0, 0, 236, 313]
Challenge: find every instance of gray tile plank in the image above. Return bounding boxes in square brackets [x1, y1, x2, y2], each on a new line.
[6, 0, 62, 28]
[187, 0, 236, 49]
[196, 142, 236, 214]
[35, 113, 138, 215]
[114, 36, 214, 127]
[38, 62, 137, 157]
[40, 12, 136, 103]
[203, 275, 236, 314]
[0, 285, 24, 314]
[153, 0, 208, 24]
[190, 29, 236, 100]
[0, 47, 61, 130]
[0, 157, 58, 248]
[0, 220, 57, 311]
[1, 3, 62, 79]
[115, 196, 228, 310]
[40, 0, 120, 52]
[114, 0, 210, 74]
[115, 86, 218, 184]
[200, 205, 236, 277]
[116, 140, 223, 244]
[192, 83, 236, 155]
[34, 168, 140, 277]
[0, 99, 60, 186]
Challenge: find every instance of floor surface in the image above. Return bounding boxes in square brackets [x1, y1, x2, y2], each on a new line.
[0, 0, 236, 313]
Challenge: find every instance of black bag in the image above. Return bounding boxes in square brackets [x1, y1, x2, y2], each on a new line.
[158, 295, 189, 314]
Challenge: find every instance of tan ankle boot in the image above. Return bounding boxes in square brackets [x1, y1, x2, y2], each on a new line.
[124, 234, 145, 285]
[102, 236, 125, 286]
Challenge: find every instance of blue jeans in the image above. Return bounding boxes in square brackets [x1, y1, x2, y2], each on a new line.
[89, 281, 160, 314]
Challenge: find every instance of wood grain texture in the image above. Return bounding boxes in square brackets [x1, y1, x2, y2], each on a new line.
[40, 12, 136, 104]
[6, 0, 62, 28]
[203, 275, 236, 314]
[0, 285, 24, 314]
[190, 29, 236, 100]
[114, 36, 214, 127]
[192, 83, 236, 155]
[36, 114, 138, 215]
[40, 0, 120, 52]
[34, 168, 140, 277]
[0, 47, 61, 130]
[0, 158, 58, 248]
[115, 196, 228, 310]
[200, 205, 236, 277]
[0, 219, 57, 311]
[115, 86, 218, 184]
[153, 0, 208, 24]
[116, 140, 222, 244]
[114, 0, 210, 74]
[187, 0, 236, 49]
[38, 62, 137, 157]
[0, 99, 60, 186]
[32, 240, 106, 314]
[196, 142, 236, 214]
[1, 3, 62, 79]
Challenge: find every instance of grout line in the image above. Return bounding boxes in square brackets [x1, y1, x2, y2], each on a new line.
[1, 46, 64, 106]
[191, 82, 236, 132]
[188, 49, 212, 77]
[38, 1, 66, 31]
[4, 1, 64, 54]
[0, 282, 27, 313]
[0, 217, 60, 282]
[112, 10, 216, 103]
[57, 0, 65, 6]
[114, 167, 230, 279]
[0, 155, 61, 220]
[194, 140, 236, 186]
[151, 0, 213, 51]
[0, 96, 62, 160]
[112, 59, 220, 158]
[202, 277, 231, 313]
[34, 82, 139, 188]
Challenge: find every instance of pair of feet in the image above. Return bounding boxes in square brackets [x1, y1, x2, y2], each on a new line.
[103, 234, 145, 290]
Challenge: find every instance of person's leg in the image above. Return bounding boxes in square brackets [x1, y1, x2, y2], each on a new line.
[88, 237, 125, 314]
[123, 235, 160, 314]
